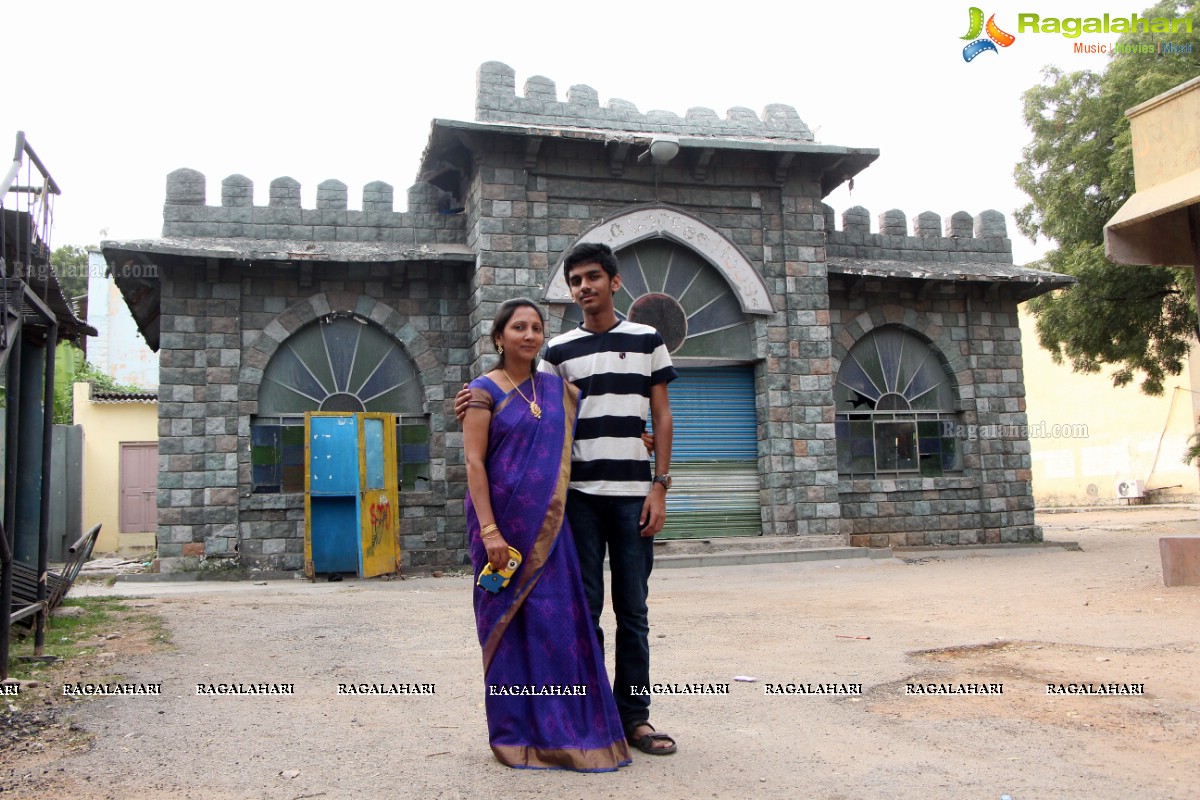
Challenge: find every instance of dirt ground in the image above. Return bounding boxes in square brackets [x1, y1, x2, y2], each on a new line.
[3, 505, 1198, 800]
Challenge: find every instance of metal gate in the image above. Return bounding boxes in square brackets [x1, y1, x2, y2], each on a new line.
[655, 366, 760, 538]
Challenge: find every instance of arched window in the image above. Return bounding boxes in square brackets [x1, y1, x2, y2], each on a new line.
[251, 315, 429, 493]
[561, 238, 755, 361]
[835, 327, 960, 478]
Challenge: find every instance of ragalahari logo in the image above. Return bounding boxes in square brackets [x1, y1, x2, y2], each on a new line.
[961, 7, 1016, 61]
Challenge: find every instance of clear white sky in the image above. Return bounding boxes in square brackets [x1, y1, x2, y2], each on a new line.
[6, 0, 1147, 267]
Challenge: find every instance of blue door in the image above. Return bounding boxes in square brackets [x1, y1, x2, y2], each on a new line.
[307, 415, 360, 574]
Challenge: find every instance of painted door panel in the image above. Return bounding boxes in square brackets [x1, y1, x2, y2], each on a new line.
[309, 496, 359, 573]
[359, 413, 400, 578]
[119, 442, 158, 533]
[305, 415, 360, 575]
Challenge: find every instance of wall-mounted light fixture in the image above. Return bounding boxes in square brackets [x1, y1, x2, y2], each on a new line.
[637, 135, 680, 166]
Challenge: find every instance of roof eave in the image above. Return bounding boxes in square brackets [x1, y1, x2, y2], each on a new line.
[419, 118, 878, 197]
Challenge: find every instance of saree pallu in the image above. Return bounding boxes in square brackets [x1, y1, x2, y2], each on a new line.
[466, 372, 630, 772]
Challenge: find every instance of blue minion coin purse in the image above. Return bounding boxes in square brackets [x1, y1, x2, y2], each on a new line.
[477, 546, 523, 593]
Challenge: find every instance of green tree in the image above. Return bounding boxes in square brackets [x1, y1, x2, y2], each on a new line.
[1015, 0, 1200, 396]
[50, 244, 90, 302]
[53, 341, 85, 423]
[53, 349, 148, 425]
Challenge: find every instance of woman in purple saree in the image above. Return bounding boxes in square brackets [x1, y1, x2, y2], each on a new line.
[463, 298, 630, 772]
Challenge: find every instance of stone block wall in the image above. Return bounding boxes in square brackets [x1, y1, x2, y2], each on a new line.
[461, 131, 841, 539]
[823, 205, 1012, 263]
[828, 281, 1040, 547]
[148, 60, 1048, 564]
[155, 257, 473, 574]
[476, 61, 816, 141]
[161, 169, 466, 245]
[155, 267, 243, 568]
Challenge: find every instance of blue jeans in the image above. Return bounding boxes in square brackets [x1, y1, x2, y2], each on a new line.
[566, 490, 654, 730]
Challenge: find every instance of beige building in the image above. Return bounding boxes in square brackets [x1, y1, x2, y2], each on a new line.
[1037, 74, 1200, 509]
[1021, 308, 1200, 506]
[73, 382, 158, 555]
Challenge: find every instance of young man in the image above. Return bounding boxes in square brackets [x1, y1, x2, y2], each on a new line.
[456, 241, 677, 754]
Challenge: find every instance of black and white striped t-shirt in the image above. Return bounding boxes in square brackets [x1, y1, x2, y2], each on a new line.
[541, 319, 677, 497]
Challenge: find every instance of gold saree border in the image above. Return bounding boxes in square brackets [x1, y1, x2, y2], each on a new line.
[491, 737, 631, 772]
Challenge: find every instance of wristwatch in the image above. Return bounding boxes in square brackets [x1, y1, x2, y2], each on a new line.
[652, 474, 672, 490]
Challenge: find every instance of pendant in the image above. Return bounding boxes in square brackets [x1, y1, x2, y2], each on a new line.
[529, 401, 542, 419]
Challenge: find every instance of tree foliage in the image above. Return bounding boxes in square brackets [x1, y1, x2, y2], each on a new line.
[50, 244, 90, 302]
[52, 348, 148, 425]
[1015, 0, 1200, 395]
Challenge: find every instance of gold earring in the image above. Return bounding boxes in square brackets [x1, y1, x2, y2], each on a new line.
[497, 343, 504, 354]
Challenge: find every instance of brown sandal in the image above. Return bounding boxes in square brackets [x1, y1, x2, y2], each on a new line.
[626, 721, 677, 755]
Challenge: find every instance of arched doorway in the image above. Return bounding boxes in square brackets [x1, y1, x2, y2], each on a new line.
[561, 237, 762, 537]
[250, 314, 429, 577]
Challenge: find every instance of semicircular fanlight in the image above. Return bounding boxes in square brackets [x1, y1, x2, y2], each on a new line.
[563, 238, 754, 361]
[835, 328, 954, 413]
[257, 316, 423, 415]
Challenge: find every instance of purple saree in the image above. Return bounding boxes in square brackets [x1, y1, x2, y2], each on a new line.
[465, 372, 631, 771]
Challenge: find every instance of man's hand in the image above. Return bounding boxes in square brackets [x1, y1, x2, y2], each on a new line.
[454, 383, 471, 423]
[639, 485, 666, 537]
[641, 432, 655, 454]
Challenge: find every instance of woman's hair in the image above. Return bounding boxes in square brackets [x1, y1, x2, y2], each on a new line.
[490, 297, 545, 369]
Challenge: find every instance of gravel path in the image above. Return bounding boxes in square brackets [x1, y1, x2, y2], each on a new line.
[8, 506, 1199, 799]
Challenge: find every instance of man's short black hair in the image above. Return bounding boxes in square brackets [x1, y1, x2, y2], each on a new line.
[563, 242, 619, 281]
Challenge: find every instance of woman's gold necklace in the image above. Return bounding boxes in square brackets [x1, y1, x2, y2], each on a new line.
[501, 367, 541, 419]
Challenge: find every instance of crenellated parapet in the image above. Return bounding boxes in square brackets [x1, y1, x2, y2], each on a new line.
[475, 61, 815, 142]
[162, 169, 465, 244]
[821, 204, 1012, 264]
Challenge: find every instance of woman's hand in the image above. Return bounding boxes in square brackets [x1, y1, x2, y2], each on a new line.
[483, 531, 510, 572]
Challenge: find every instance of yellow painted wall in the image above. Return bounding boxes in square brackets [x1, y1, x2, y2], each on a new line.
[1020, 309, 1200, 506]
[73, 382, 159, 554]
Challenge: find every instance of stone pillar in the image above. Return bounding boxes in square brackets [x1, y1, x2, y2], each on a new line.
[914, 211, 941, 237]
[946, 211, 974, 238]
[878, 209, 907, 236]
[269, 176, 302, 208]
[842, 206, 870, 235]
[154, 263, 241, 572]
[163, 168, 205, 236]
[819, 203, 836, 233]
[166, 168, 205, 205]
[974, 209, 1007, 239]
[221, 175, 253, 207]
[760, 186, 841, 538]
[363, 181, 394, 214]
[317, 179, 348, 210]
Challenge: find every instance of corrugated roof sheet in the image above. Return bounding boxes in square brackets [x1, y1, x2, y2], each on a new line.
[89, 387, 157, 403]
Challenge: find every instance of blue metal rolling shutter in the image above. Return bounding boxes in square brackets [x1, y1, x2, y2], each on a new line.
[651, 366, 760, 537]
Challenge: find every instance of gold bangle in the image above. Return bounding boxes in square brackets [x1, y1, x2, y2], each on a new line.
[480, 523, 500, 539]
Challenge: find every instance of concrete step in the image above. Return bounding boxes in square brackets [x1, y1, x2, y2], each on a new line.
[652, 535, 893, 569]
